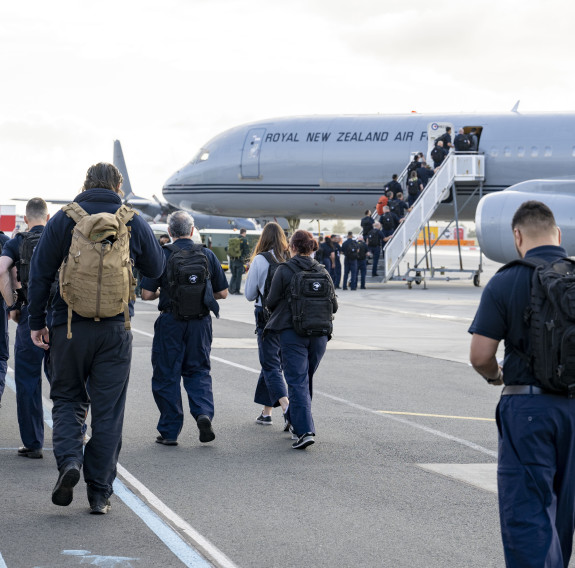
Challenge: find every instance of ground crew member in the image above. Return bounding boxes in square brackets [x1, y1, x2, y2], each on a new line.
[244, 222, 289, 426]
[0, 230, 9, 408]
[469, 200, 575, 567]
[229, 228, 250, 294]
[28, 163, 165, 514]
[141, 210, 228, 447]
[265, 230, 338, 449]
[0, 198, 51, 459]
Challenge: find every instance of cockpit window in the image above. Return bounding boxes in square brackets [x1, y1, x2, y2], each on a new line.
[191, 148, 210, 164]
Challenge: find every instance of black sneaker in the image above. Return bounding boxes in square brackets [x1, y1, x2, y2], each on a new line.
[197, 415, 215, 443]
[18, 446, 43, 459]
[156, 435, 178, 446]
[52, 462, 81, 506]
[89, 495, 111, 515]
[292, 432, 315, 450]
[255, 413, 272, 425]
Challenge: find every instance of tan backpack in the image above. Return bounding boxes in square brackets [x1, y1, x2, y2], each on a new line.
[59, 202, 137, 338]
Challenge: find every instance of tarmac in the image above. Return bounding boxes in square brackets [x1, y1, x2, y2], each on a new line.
[0, 247, 555, 568]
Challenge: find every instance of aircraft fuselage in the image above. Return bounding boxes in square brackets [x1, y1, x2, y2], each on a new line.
[163, 112, 575, 220]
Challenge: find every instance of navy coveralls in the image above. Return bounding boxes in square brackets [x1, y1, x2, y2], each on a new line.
[265, 255, 338, 437]
[2, 226, 50, 451]
[469, 245, 575, 568]
[367, 229, 384, 276]
[140, 239, 228, 441]
[28, 189, 165, 498]
[0, 231, 8, 404]
[357, 241, 368, 289]
[341, 237, 358, 290]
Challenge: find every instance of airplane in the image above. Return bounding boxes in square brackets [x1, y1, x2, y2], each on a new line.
[161, 106, 575, 259]
[113, 140, 258, 230]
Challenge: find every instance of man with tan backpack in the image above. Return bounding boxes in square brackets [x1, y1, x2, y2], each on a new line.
[27, 162, 165, 515]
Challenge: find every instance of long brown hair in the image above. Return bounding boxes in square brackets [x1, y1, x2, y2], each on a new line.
[250, 222, 289, 262]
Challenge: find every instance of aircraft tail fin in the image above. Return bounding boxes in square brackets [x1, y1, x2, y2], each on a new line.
[113, 140, 134, 200]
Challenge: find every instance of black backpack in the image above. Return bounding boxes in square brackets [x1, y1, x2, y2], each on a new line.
[431, 146, 443, 163]
[286, 261, 335, 337]
[344, 240, 359, 260]
[407, 178, 419, 196]
[455, 134, 471, 151]
[17, 231, 42, 296]
[166, 243, 210, 320]
[366, 229, 381, 248]
[499, 257, 575, 396]
[258, 252, 282, 324]
[380, 214, 396, 233]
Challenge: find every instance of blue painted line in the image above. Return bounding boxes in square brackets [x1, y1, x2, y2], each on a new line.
[112, 479, 211, 568]
[0, 551, 7, 568]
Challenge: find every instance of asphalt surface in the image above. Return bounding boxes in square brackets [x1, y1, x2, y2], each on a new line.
[0, 248, 563, 568]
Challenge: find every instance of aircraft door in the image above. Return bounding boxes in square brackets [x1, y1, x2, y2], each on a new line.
[426, 121, 453, 162]
[241, 128, 266, 179]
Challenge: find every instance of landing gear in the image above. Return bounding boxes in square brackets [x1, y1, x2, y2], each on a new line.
[473, 273, 481, 287]
[286, 217, 300, 235]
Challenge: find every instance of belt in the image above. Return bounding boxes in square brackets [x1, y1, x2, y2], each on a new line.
[501, 385, 547, 396]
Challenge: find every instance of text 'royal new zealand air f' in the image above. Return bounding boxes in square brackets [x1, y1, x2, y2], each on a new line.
[162, 107, 575, 262]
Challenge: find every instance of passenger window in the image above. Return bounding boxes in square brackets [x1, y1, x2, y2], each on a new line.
[531, 146, 538, 158]
[517, 146, 525, 158]
[490, 147, 498, 158]
[504, 146, 511, 157]
[544, 146, 552, 157]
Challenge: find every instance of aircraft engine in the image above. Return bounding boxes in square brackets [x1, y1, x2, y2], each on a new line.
[476, 180, 575, 264]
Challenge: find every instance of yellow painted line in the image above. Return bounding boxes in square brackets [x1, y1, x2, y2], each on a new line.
[377, 410, 495, 422]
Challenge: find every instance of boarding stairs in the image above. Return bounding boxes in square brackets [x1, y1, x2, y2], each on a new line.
[380, 152, 485, 284]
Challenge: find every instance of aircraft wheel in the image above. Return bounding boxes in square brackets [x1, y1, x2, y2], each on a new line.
[473, 273, 481, 287]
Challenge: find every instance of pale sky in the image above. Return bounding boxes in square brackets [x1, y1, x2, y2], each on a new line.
[1, 0, 574, 210]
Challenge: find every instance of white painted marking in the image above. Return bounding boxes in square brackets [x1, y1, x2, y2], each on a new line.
[117, 465, 238, 568]
[131, 337, 499, 460]
[418, 463, 497, 493]
[112, 481, 214, 567]
[0, 551, 8, 568]
[4, 367, 237, 568]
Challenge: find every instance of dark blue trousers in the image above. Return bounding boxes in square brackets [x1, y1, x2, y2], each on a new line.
[15, 305, 50, 450]
[0, 306, 8, 402]
[279, 329, 327, 437]
[152, 312, 214, 440]
[229, 259, 244, 293]
[497, 394, 575, 568]
[357, 259, 367, 289]
[343, 259, 358, 290]
[254, 307, 287, 407]
[368, 246, 380, 276]
[334, 260, 341, 288]
[50, 320, 132, 498]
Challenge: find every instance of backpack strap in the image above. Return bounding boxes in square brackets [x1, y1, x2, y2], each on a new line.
[115, 204, 136, 225]
[259, 251, 278, 265]
[61, 202, 89, 224]
[164, 243, 180, 254]
[496, 257, 549, 274]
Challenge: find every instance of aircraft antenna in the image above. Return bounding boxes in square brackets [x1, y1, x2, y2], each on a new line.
[511, 100, 520, 113]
